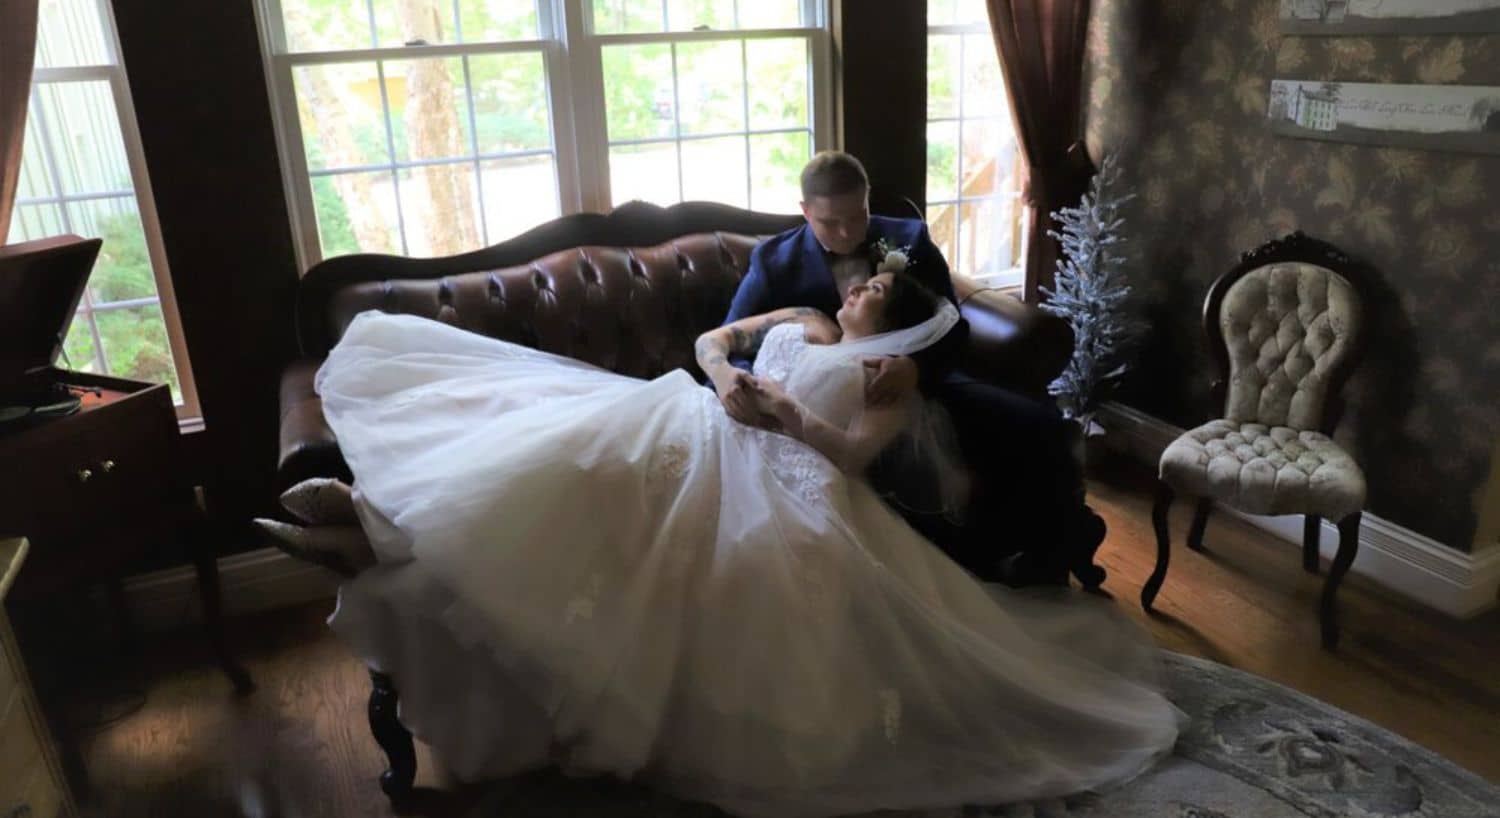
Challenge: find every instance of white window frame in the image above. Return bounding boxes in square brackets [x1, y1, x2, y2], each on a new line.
[19, 0, 202, 423]
[926, 19, 1025, 291]
[255, 0, 832, 272]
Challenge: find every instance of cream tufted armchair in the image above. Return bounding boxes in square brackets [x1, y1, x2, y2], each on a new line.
[1142, 233, 1368, 649]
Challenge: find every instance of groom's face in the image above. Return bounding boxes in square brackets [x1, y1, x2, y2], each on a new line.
[801, 189, 870, 256]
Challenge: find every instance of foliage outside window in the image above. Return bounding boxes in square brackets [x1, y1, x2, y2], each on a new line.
[9, 0, 199, 417]
[926, 0, 1025, 287]
[261, 0, 829, 268]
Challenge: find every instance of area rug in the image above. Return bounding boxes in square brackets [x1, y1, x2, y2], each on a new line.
[467, 652, 1498, 817]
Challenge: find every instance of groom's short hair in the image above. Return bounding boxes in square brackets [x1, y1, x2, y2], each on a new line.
[800, 151, 869, 200]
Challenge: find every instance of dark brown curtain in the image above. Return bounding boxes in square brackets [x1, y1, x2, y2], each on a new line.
[1, 0, 40, 242]
[985, 0, 1095, 303]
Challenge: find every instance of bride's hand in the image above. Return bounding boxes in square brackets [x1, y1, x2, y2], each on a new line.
[746, 377, 800, 437]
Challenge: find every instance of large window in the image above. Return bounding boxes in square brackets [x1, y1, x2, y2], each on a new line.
[9, 0, 199, 418]
[926, 1, 1024, 287]
[259, 0, 830, 268]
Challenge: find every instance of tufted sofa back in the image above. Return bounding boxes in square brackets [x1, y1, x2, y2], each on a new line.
[1219, 261, 1362, 430]
[317, 233, 755, 381]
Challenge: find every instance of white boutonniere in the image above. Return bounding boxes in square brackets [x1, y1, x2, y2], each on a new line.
[871, 237, 913, 275]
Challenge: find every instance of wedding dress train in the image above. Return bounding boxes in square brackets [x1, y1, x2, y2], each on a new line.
[318, 311, 1182, 817]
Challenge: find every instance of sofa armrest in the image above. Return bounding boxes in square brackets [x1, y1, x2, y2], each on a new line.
[954, 281, 1073, 399]
[278, 357, 352, 490]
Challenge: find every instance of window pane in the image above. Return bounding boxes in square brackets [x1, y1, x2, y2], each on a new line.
[312, 170, 403, 255]
[667, 0, 734, 30]
[459, 0, 540, 41]
[956, 0, 989, 26]
[959, 198, 1015, 277]
[95, 303, 181, 399]
[676, 41, 745, 136]
[281, 0, 374, 52]
[470, 53, 551, 154]
[65, 197, 159, 303]
[927, 34, 959, 120]
[739, 0, 802, 28]
[747, 39, 807, 130]
[927, 202, 957, 269]
[610, 142, 679, 206]
[960, 118, 1011, 199]
[17, 114, 56, 199]
[293, 62, 391, 171]
[398, 163, 482, 257]
[682, 136, 747, 207]
[35, 0, 110, 68]
[386, 58, 473, 162]
[603, 44, 675, 141]
[962, 33, 1004, 118]
[749, 131, 806, 213]
[373, 0, 458, 48]
[481, 155, 559, 242]
[34, 81, 131, 196]
[6, 204, 65, 244]
[593, 0, 666, 34]
[926, 120, 959, 204]
[60, 312, 99, 373]
[927, 0, 956, 26]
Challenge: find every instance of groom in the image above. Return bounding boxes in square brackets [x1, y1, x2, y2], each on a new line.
[719, 151, 1104, 587]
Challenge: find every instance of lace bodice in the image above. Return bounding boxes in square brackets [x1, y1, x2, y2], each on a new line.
[753, 322, 864, 430]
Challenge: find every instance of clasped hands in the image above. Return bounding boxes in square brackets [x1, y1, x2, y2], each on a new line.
[715, 355, 918, 432]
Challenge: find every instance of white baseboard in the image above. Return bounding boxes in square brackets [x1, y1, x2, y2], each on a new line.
[122, 546, 338, 633]
[1097, 402, 1500, 620]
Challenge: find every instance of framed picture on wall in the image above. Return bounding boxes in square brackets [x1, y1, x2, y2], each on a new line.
[1279, 1, 1500, 35]
[1268, 80, 1500, 155]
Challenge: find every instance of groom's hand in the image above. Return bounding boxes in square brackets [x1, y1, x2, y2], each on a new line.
[863, 356, 919, 406]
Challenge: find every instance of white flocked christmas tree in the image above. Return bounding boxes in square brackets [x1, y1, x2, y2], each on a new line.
[1039, 153, 1142, 435]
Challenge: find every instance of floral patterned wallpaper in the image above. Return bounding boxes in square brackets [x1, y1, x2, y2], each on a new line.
[1083, 0, 1500, 551]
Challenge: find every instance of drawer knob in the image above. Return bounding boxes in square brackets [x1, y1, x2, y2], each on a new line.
[101, 459, 117, 473]
[77, 468, 94, 483]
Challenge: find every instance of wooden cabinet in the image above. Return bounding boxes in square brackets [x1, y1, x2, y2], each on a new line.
[0, 538, 76, 818]
[0, 370, 251, 688]
[0, 372, 182, 597]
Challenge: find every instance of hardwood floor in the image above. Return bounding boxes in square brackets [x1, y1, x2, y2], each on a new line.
[49, 454, 1500, 817]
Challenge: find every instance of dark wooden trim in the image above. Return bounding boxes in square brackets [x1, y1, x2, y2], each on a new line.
[1322, 512, 1362, 650]
[296, 201, 803, 356]
[368, 670, 416, 797]
[1142, 481, 1174, 611]
[1202, 231, 1372, 434]
[1187, 498, 1213, 553]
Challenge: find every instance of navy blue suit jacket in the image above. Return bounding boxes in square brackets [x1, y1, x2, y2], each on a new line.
[722, 216, 967, 387]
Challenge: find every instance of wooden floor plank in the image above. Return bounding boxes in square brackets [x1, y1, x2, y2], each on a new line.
[49, 455, 1500, 816]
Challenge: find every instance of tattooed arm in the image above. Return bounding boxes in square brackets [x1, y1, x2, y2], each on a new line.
[695, 307, 834, 427]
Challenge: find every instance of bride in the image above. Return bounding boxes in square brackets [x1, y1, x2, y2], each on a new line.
[297, 270, 1183, 816]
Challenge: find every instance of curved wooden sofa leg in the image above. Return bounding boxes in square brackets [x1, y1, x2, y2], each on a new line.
[369, 669, 417, 797]
[1142, 482, 1174, 611]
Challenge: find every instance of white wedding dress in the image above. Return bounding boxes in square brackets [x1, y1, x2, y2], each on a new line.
[319, 311, 1182, 817]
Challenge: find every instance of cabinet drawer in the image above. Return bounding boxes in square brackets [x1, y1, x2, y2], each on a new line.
[0, 390, 180, 548]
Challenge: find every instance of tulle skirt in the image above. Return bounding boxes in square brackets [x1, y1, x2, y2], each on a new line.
[318, 312, 1183, 817]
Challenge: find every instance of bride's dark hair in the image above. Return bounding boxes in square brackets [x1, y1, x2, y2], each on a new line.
[881, 273, 942, 333]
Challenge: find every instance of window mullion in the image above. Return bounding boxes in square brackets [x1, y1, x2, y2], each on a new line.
[955, 32, 967, 274]
[557, 0, 605, 211]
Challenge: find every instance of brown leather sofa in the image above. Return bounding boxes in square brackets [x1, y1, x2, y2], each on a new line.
[276, 201, 1072, 490]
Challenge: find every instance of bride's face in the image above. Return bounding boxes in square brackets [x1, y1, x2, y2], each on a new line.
[837, 272, 895, 339]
